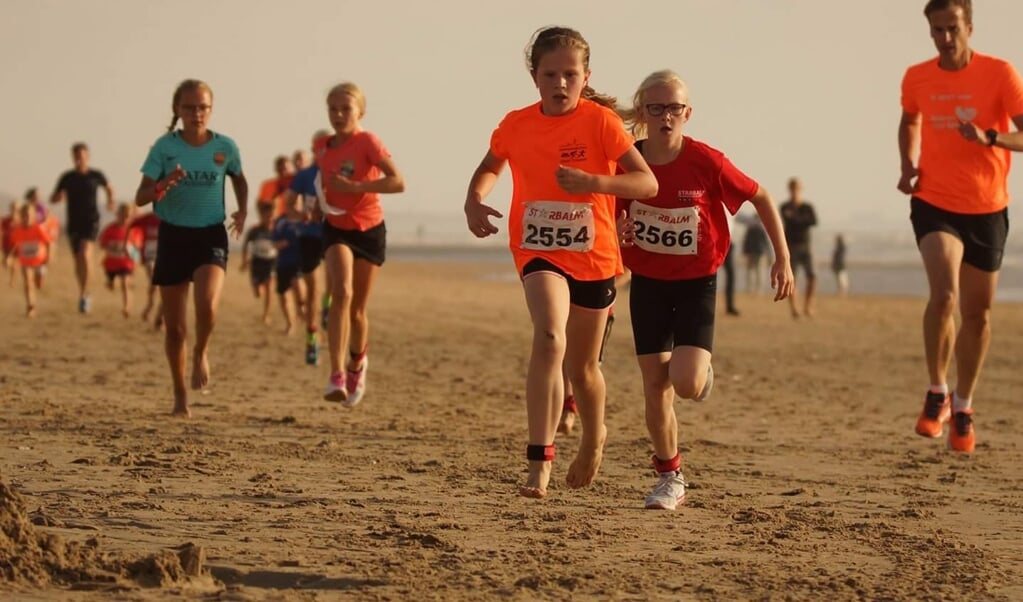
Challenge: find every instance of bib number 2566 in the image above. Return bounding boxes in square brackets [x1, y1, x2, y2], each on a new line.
[521, 201, 594, 252]
[631, 202, 698, 256]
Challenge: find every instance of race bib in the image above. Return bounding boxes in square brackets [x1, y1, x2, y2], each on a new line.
[252, 238, 277, 260]
[107, 242, 126, 257]
[315, 171, 346, 217]
[20, 242, 40, 259]
[520, 201, 593, 252]
[144, 240, 158, 260]
[631, 202, 699, 256]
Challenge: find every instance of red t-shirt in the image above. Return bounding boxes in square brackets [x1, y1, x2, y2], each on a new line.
[99, 222, 144, 272]
[1, 216, 14, 254]
[9, 224, 51, 268]
[130, 211, 162, 262]
[618, 137, 758, 281]
[313, 131, 391, 231]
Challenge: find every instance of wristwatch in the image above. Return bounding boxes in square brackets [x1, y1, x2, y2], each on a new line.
[985, 129, 998, 147]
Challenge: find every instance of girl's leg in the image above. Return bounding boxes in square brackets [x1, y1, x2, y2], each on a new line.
[304, 268, 320, 334]
[279, 287, 294, 335]
[260, 282, 271, 324]
[22, 267, 35, 317]
[520, 273, 570, 497]
[637, 353, 675, 462]
[191, 264, 225, 391]
[120, 275, 131, 317]
[143, 266, 155, 319]
[563, 305, 611, 489]
[668, 346, 713, 401]
[347, 259, 380, 370]
[324, 243, 355, 376]
[557, 362, 577, 434]
[160, 282, 191, 415]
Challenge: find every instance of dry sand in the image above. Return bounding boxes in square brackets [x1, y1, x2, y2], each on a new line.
[2, 248, 1022, 601]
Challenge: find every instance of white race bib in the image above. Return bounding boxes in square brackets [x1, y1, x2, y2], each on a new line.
[106, 242, 126, 257]
[20, 242, 40, 259]
[520, 201, 594, 252]
[252, 238, 278, 260]
[315, 171, 346, 217]
[631, 202, 698, 256]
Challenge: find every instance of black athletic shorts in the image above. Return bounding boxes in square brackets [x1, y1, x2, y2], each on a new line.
[152, 222, 228, 286]
[322, 222, 386, 266]
[105, 268, 132, 284]
[249, 257, 274, 288]
[299, 235, 322, 274]
[630, 273, 717, 354]
[521, 258, 616, 311]
[789, 243, 816, 279]
[910, 197, 1009, 272]
[275, 262, 300, 295]
[68, 221, 99, 255]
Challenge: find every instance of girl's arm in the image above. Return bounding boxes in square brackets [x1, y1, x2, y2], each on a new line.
[332, 158, 405, 194]
[464, 151, 506, 238]
[555, 146, 658, 199]
[748, 186, 794, 301]
[228, 172, 249, 238]
[135, 164, 187, 207]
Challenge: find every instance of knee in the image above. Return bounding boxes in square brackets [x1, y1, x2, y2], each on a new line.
[533, 328, 566, 358]
[671, 372, 704, 400]
[331, 281, 353, 306]
[961, 305, 992, 331]
[166, 322, 187, 345]
[565, 358, 599, 386]
[928, 289, 957, 317]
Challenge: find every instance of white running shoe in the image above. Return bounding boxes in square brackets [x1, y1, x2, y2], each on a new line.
[644, 471, 686, 510]
[343, 356, 367, 408]
[693, 364, 713, 402]
[323, 371, 347, 403]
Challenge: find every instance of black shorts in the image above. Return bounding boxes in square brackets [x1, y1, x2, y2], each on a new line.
[521, 258, 616, 311]
[299, 235, 322, 274]
[322, 222, 386, 266]
[68, 221, 99, 255]
[910, 197, 1009, 272]
[152, 222, 228, 287]
[789, 244, 816, 279]
[250, 257, 274, 287]
[106, 268, 132, 284]
[629, 273, 717, 354]
[275, 263, 300, 295]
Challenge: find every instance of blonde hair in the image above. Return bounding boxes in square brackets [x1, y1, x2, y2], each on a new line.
[167, 79, 214, 132]
[620, 70, 689, 138]
[326, 82, 366, 118]
[524, 26, 617, 110]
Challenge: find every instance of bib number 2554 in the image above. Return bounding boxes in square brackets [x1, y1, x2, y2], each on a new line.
[521, 201, 594, 252]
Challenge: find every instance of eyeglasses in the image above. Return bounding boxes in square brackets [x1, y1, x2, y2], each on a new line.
[645, 103, 687, 116]
[180, 104, 212, 113]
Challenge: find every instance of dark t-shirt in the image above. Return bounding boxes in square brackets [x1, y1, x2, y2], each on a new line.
[53, 169, 108, 230]
[780, 200, 817, 247]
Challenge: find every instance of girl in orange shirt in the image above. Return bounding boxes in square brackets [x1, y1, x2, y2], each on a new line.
[464, 26, 657, 498]
[6, 203, 52, 318]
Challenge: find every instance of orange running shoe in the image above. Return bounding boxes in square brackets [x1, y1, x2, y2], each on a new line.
[915, 391, 951, 438]
[948, 409, 975, 453]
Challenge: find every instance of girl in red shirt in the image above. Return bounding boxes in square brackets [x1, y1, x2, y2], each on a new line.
[464, 26, 657, 498]
[100, 203, 144, 317]
[618, 70, 793, 510]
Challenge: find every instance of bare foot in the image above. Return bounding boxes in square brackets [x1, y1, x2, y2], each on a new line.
[171, 401, 191, 418]
[566, 424, 607, 489]
[262, 314, 272, 326]
[557, 410, 577, 435]
[122, 308, 131, 318]
[142, 306, 152, 321]
[154, 316, 164, 331]
[519, 460, 552, 498]
[26, 305, 36, 319]
[283, 322, 294, 336]
[191, 352, 210, 391]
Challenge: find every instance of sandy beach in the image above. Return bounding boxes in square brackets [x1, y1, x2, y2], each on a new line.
[2, 247, 1023, 601]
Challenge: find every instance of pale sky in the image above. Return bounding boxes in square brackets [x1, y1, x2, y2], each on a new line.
[2, 0, 1022, 247]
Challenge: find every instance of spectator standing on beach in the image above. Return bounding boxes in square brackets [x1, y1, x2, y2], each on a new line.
[464, 26, 657, 499]
[898, 0, 1023, 453]
[741, 213, 770, 293]
[831, 234, 849, 296]
[134, 78, 248, 417]
[617, 69, 792, 510]
[50, 142, 115, 314]
[780, 176, 818, 318]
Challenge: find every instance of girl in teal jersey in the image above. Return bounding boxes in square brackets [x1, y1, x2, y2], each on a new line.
[134, 79, 249, 417]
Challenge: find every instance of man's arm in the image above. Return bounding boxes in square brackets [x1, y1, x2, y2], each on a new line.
[898, 111, 922, 194]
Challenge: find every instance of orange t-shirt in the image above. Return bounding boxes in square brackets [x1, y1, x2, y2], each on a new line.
[901, 52, 1023, 214]
[258, 174, 295, 219]
[490, 99, 633, 281]
[99, 223, 143, 273]
[9, 224, 51, 268]
[313, 132, 391, 231]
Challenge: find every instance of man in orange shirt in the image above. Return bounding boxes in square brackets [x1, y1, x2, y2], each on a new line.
[898, 0, 1023, 454]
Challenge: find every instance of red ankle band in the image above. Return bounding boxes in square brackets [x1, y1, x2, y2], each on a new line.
[563, 395, 577, 413]
[652, 453, 681, 473]
[526, 444, 556, 462]
[349, 346, 367, 363]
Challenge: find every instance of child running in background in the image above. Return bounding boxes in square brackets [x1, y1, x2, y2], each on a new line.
[317, 83, 405, 406]
[134, 78, 248, 417]
[3, 201, 23, 286]
[272, 202, 304, 335]
[617, 70, 793, 510]
[131, 208, 163, 328]
[463, 26, 657, 498]
[6, 203, 52, 317]
[99, 203, 144, 317]
[25, 188, 59, 278]
[240, 202, 277, 325]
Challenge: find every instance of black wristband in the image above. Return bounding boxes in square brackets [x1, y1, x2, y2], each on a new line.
[985, 129, 998, 147]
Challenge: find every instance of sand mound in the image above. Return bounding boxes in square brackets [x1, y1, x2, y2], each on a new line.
[0, 479, 215, 591]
